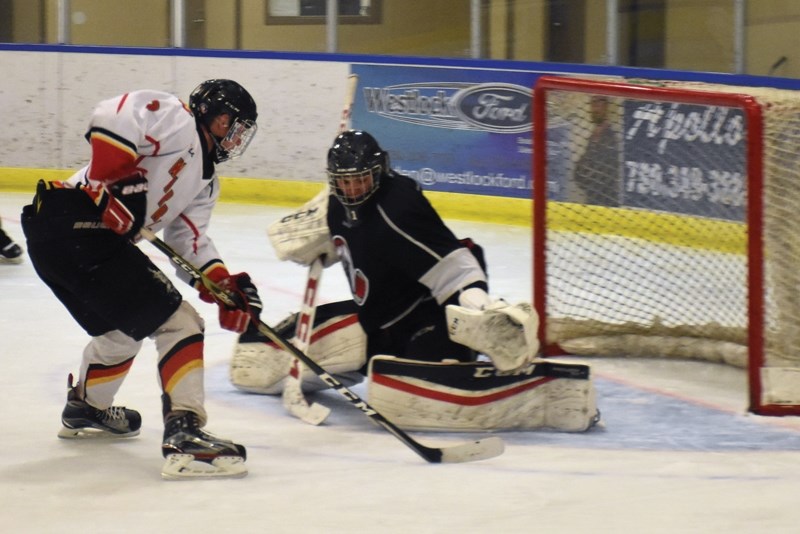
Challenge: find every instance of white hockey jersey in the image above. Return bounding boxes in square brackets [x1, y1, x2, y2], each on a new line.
[65, 89, 226, 284]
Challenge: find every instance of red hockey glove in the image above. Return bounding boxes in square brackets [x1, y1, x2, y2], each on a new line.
[199, 271, 263, 333]
[99, 174, 148, 238]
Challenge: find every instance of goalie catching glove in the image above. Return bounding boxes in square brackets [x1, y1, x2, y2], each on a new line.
[197, 267, 262, 333]
[446, 287, 539, 372]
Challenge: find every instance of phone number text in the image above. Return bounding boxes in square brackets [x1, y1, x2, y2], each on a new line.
[624, 161, 745, 207]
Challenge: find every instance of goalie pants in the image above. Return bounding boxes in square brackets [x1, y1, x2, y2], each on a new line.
[366, 297, 476, 369]
[21, 183, 206, 419]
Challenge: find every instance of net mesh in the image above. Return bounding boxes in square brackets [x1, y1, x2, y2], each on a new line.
[536, 77, 800, 409]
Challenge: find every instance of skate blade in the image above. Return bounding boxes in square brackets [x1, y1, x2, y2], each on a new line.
[58, 426, 140, 439]
[161, 453, 248, 480]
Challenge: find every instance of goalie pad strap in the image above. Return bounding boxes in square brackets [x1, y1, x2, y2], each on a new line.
[367, 356, 597, 432]
[372, 356, 589, 387]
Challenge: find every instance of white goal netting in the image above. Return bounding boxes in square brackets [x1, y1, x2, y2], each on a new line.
[533, 76, 800, 414]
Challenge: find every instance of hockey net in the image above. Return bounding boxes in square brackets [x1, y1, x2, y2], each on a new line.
[532, 75, 800, 416]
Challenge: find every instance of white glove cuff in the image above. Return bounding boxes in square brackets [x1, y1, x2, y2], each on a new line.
[458, 287, 492, 310]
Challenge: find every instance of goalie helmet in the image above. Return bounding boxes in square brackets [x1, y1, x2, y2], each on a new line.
[327, 130, 389, 215]
[189, 79, 258, 163]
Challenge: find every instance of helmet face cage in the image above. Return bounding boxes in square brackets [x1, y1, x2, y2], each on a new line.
[215, 118, 257, 163]
[189, 79, 258, 162]
[328, 165, 382, 206]
[326, 130, 387, 207]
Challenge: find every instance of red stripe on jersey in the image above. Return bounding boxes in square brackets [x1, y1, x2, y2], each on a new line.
[145, 134, 161, 156]
[87, 134, 137, 183]
[179, 213, 201, 254]
[160, 336, 204, 393]
[371, 372, 555, 406]
[116, 93, 129, 113]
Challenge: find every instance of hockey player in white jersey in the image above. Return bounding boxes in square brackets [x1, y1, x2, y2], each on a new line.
[233, 130, 599, 433]
[21, 79, 261, 479]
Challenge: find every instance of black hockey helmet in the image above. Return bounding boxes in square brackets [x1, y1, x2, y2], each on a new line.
[327, 130, 389, 208]
[189, 79, 258, 162]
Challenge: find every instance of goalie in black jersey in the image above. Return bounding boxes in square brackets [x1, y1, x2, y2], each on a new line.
[233, 130, 599, 433]
[327, 130, 498, 365]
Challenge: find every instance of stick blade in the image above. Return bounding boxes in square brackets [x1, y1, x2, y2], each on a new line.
[285, 398, 331, 426]
[437, 436, 505, 464]
[282, 376, 331, 426]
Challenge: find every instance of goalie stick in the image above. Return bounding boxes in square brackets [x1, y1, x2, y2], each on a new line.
[281, 73, 360, 424]
[139, 227, 504, 463]
[281, 255, 331, 425]
[338, 73, 359, 133]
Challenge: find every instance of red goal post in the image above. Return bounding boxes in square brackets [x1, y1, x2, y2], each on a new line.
[531, 74, 800, 416]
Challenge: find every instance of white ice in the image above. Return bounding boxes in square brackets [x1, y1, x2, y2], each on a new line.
[3, 191, 800, 534]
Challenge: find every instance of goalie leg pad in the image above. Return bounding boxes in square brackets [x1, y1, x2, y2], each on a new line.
[230, 341, 287, 394]
[230, 306, 367, 394]
[230, 311, 299, 394]
[367, 356, 599, 432]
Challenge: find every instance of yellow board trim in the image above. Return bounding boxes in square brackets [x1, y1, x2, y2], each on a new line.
[0, 168, 74, 189]
[547, 202, 746, 255]
[0, 167, 744, 253]
[0, 167, 532, 226]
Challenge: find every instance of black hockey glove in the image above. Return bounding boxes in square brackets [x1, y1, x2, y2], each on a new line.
[100, 174, 148, 239]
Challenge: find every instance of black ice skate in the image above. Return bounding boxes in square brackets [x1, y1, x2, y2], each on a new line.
[0, 242, 23, 264]
[160, 411, 247, 480]
[58, 374, 141, 439]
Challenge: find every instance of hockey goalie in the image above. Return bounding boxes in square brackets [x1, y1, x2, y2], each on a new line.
[231, 130, 599, 432]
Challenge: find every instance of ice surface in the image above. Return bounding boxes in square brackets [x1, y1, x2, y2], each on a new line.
[2, 191, 800, 533]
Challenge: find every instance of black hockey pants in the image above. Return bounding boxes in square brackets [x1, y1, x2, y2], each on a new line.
[21, 181, 182, 341]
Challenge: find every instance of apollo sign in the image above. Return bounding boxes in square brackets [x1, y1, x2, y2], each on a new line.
[625, 102, 745, 155]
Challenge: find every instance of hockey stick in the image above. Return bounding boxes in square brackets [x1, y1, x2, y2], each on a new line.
[281, 255, 331, 425]
[139, 227, 504, 463]
[281, 73, 360, 424]
[338, 73, 359, 133]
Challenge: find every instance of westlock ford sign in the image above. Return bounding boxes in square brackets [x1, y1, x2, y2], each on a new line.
[351, 66, 537, 199]
[362, 82, 532, 134]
